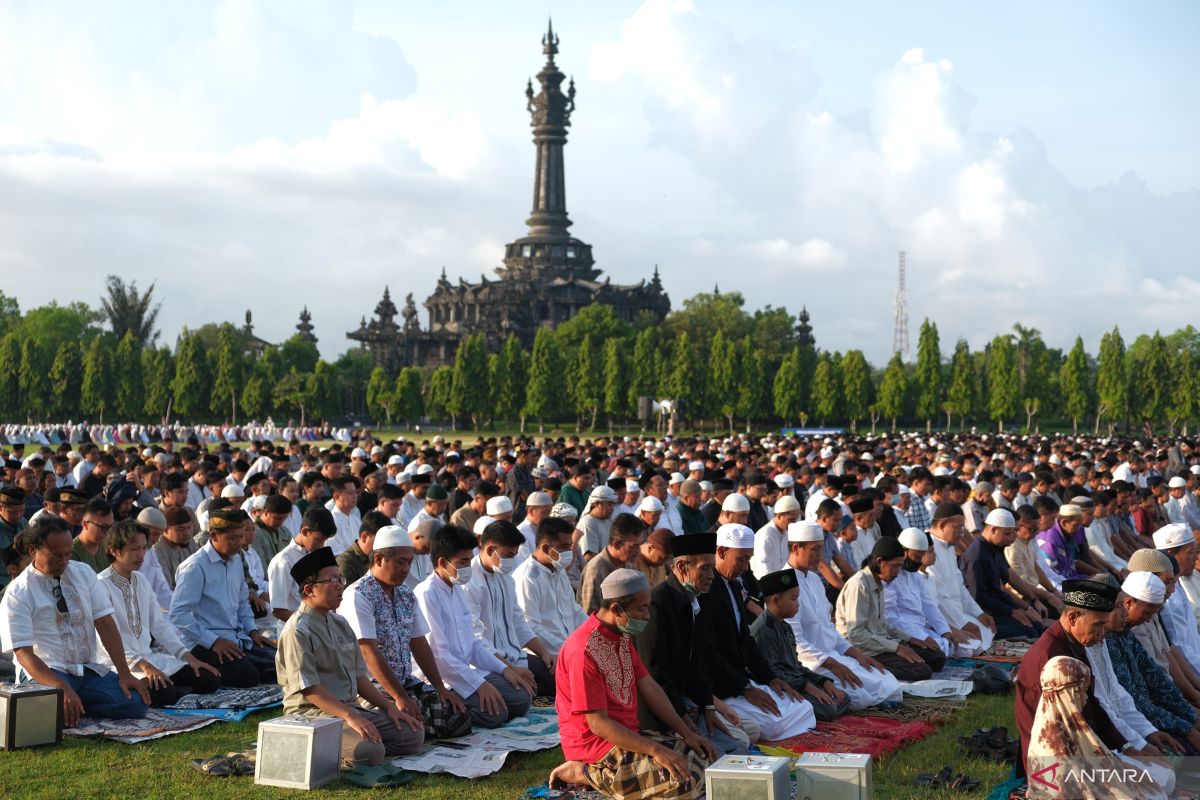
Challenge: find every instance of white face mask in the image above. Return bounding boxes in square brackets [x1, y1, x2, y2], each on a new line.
[497, 556, 518, 575]
[450, 564, 473, 586]
[553, 548, 574, 568]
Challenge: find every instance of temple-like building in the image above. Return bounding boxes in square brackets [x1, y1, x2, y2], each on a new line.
[349, 23, 670, 372]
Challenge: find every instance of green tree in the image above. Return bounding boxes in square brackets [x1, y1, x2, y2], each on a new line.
[1128, 332, 1171, 432]
[914, 319, 942, 431]
[49, 341, 82, 419]
[494, 334, 528, 427]
[427, 366, 454, 424]
[366, 367, 393, 425]
[449, 333, 489, 430]
[1059, 336, 1093, 435]
[279, 335, 320, 375]
[627, 328, 659, 430]
[665, 290, 752, 348]
[708, 329, 738, 431]
[209, 324, 242, 423]
[525, 328, 565, 433]
[0, 291, 19, 336]
[602, 338, 628, 431]
[241, 373, 268, 420]
[811, 353, 840, 427]
[18, 338, 50, 420]
[101, 276, 160, 344]
[171, 329, 209, 419]
[735, 336, 765, 432]
[12, 302, 104, 344]
[1095, 327, 1127, 433]
[1012, 324, 1050, 433]
[945, 339, 974, 430]
[392, 367, 424, 428]
[115, 331, 144, 421]
[307, 360, 337, 422]
[840, 350, 872, 432]
[773, 347, 803, 427]
[81, 336, 115, 422]
[750, 306, 799, 368]
[666, 332, 704, 425]
[273, 370, 312, 425]
[1166, 348, 1197, 435]
[142, 347, 174, 420]
[554, 304, 633, 352]
[0, 334, 23, 417]
[877, 352, 908, 431]
[987, 335, 1019, 431]
[571, 335, 602, 431]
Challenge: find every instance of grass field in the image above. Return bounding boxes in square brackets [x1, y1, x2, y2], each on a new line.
[0, 694, 1016, 799]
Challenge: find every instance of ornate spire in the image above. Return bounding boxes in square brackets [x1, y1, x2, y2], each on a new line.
[524, 20, 576, 237]
[296, 306, 317, 343]
[375, 286, 398, 325]
[797, 306, 814, 347]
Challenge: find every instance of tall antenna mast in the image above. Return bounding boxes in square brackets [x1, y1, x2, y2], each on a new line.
[892, 250, 910, 359]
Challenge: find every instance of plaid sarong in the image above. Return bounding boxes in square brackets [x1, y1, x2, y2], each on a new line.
[407, 680, 472, 739]
[584, 733, 708, 800]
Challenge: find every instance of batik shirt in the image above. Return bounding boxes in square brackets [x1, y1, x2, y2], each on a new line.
[339, 573, 428, 685]
[1107, 628, 1198, 736]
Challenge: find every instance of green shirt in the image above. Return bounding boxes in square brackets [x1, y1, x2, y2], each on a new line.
[70, 537, 110, 573]
[251, 523, 290, 575]
[560, 483, 590, 515]
[337, 542, 370, 586]
[678, 502, 707, 534]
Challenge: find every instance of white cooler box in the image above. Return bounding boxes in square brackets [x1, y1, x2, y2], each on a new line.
[254, 714, 343, 790]
[796, 752, 872, 800]
[705, 754, 791, 800]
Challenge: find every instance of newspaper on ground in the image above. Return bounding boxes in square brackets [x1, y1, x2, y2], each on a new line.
[900, 679, 974, 700]
[390, 706, 559, 779]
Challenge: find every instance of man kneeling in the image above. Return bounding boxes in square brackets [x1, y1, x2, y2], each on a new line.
[552, 568, 718, 799]
[276, 547, 424, 767]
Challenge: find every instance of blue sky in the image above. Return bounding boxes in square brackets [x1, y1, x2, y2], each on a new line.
[0, 0, 1195, 365]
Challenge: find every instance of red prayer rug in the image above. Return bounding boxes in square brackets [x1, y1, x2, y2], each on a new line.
[762, 714, 937, 759]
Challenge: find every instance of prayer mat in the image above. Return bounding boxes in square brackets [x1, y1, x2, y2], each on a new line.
[162, 686, 283, 722]
[975, 641, 1032, 663]
[854, 696, 967, 723]
[761, 714, 937, 760]
[64, 709, 220, 744]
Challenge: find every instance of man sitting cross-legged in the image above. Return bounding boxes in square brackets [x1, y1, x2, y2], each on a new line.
[550, 568, 719, 799]
[338, 525, 472, 739]
[276, 547, 425, 768]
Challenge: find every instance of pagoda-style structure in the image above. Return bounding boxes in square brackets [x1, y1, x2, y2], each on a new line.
[349, 22, 670, 371]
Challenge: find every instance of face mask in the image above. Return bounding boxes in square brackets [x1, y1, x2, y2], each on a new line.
[553, 548, 574, 568]
[681, 577, 701, 596]
[497, 556, 518, 575]
[618, 610, 648, 636]
[450, 564, 473, 586]
[903, 557, 922, 572]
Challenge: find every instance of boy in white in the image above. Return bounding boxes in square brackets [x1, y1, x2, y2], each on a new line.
[751, 495, 801, 578]
[885, 528, 979, 657]
[925, 503, 995, 656]
[513, 516, 586, 656]
[268, 507, 336, 622]
[99, 519, 220, 706]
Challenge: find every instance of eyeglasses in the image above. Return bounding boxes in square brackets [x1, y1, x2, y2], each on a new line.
[85, 520, 115, 533]
[311, 576, 346, 587]
[52, 578, 68, 614]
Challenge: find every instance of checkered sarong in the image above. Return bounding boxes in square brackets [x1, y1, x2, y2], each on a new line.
[584, 733, 708, 800]
[406, 681, 471, 739]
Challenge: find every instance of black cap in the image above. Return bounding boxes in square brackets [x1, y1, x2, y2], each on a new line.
[760, 569, 799, 597]
[871, 536, 906, 561]
[671, 532, 716, 556]
[848, 497, 874, 515]
[291, 546, 338, 586]
[1061, 578, 1117, 612]
[0, 486, 26, 504]
[932, 502, 964, 521]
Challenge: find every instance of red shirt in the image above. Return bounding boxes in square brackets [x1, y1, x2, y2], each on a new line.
[555, 613, 648, 763]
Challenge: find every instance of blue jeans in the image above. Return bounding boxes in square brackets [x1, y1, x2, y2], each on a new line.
[55, 667, 148, 720]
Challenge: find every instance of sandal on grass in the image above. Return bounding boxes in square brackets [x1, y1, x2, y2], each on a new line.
[191, 755, 234, 777]
[223, 752, 256, 776]
[912, 766, 955, 787]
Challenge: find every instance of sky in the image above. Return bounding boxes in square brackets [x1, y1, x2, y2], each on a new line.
[0, 0, 1197, 365]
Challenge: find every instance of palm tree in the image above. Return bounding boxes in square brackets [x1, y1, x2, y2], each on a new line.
[101, 275, 161, 345]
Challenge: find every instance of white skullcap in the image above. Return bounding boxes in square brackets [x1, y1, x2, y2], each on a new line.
[1153, 522, 1192, 551]
[787, 521, 823, 543]
[251, 495, 269, 510]
[550, 502, 578, 520]
[985, 508, 1016, 528]
[526, 491, 553, 507]
[351, 447, 368, 458]
[221, 484, 245, 498]
[898, 527, 930, 551]
[639, 496, 664, 513]
[370, 445, 383, 455]
[473, 515, 497, 536]
[374, 525, 412, 549]
[669, 472, 686, 485]
[485, 495, 513, 516]
[625, 479, 640, 493]
[1122, 571, 1166, 605]
[1058, 504, 1082, 518]
[136, 507, 167, 529]
[141, 447, 154, 458]
[722, 493, 750, 513]
[716, 523, 755, 550]
[416, 464, 434, 475]
[688, 460, 704, 472]
[774, 473, 795, 488]
[600, 568, 650, 600]
[774, 495, 801, 515]
[387, 455, 404, 466]
[590, 485, 618, 503]
[1169, 476, 1188, 489]
[700, 480, 713, 493]
[1191, 465, 1200, 476]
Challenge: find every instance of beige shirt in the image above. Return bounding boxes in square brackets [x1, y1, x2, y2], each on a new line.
[1005, 536, 1040, 589]
[277, 603, 364, 716]
[834, 568, 908, 656]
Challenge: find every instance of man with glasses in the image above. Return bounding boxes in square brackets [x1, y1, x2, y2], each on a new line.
[276, 546, 424, 768]
[71, 497, 116, 573]
[0, 516, 151, 726]
[169, 509, 277, 687]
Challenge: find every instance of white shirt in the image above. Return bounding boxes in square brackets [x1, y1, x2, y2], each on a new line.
[397, 493, 425, 529]
[1086, 641, 1153, 750]
[413, 574, 508, 697]
[267, 541, 307, 612]
[329, 506, 361, 556]
[243, 548, 266, 598]
[405, 554, 433, 589]
[0, 561, 113, 679]
[406, 508, 441, 533]
[139, 546, 175, 611]
[884, 567, 951, 639]
[186, 479, 206, 511]
[72, 459, 95, 488]
[97, 568, 191, 679]
[1161, 590, 1200, 664]
[787, 566, 852, 668]
[751, 519, 790, 579]
[512, 555, 584, 656]
[659, 501, 684, 535]
[927, 536, 984, 628]
[464, 558, 537, 666]
[514, 519, 538, 566]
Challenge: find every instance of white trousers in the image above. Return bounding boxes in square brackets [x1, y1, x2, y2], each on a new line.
[812, 653, 903, 711]
[721, 681, 816, 741]
[947, 619, 994, 657]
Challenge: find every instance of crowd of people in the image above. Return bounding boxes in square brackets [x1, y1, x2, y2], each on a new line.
[1, 429, 1200, 797]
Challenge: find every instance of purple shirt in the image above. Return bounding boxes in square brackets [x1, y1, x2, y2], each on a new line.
[1035, 521, 1083, 580]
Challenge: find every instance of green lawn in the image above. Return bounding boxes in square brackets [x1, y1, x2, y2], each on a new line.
[0, 694, 1016, 799]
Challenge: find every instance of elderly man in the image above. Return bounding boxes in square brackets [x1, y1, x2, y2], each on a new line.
[579, 513, 648, 615]
[750, 495, 801, 579]
[550, 568, 718, 798]
[0, 516, 151, 725]
[962, 508, 1045, 639]
[276, 547, 425, 769]
[836, 537, 946, 681]
[514, 516, 587, 658]
[631, 528, 673, 589]
[925, 503, 995, 655]
[961, 481, 992, 533]
[637, 495, 664, 532]
[676, 479, 707, 534]
[1151, 523, 1200, 664]
[702, 524, 816, 741]
[576, 485, 618, 562]
[170, 510, 277, 687]
[338, 525, 471, 740]
[268, 508, 337, 622]
[885, 528, 975, 657]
